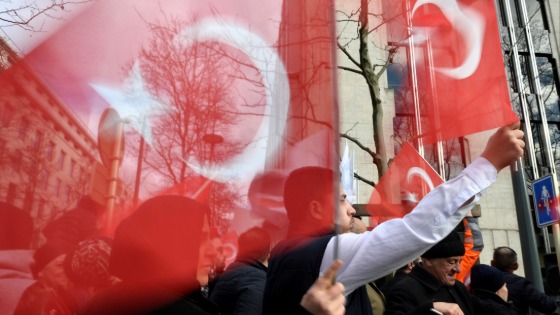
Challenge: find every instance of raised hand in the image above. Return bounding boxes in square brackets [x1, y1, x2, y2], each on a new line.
[300, 259, 346, 315]
[481, 121, 525, 172]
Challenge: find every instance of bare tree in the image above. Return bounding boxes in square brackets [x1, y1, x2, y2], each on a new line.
[0, 0, 90, 32]
[337, 0, 401, 182]
[128, 15, 249, 229]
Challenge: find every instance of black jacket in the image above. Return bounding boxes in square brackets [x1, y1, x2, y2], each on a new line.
[209, 259, 267, 315]
[263, 235, 372, 315]
[502, 271, 560, 315]
[385, 265, 513, 315]
[471, 289, 516, 315]
[380, 270, 410, 298]
[83, 282, 220, 315]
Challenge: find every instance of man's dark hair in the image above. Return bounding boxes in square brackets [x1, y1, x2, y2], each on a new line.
[283, 166, 334, 234]
[493, 246, 518, 271]
[238, 227, 271, 262]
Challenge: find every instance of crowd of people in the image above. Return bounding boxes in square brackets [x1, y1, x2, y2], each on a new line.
[1, 122, 559, 314]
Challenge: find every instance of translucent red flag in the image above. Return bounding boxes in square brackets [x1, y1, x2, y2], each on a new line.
[386, 0, 518, 144]
[0, 0, 338, 312]
[367, 143, 443, 223]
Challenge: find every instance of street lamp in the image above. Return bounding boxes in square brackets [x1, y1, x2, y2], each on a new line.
[203, 133, 223, 230]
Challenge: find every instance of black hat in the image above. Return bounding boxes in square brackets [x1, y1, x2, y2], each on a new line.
[32, 240, 75, 276]
[471, 264, 506, 293]
[422, 232, 465, 259]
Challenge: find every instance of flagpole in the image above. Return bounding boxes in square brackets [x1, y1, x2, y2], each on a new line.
[133, 117, 146, 207]
[516, 0, 560, 266]
[502, 0, 545, 290]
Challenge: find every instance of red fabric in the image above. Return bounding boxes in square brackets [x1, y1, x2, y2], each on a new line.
[388, 0, 518, 144]
[221, 231, 239, 268]
[0, 0, 338, 235]
[367, 143, 444, 222]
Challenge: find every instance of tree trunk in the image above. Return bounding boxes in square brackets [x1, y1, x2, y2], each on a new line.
[359, 0, 388, 178]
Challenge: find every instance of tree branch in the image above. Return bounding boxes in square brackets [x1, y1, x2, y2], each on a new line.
[340, 133, 381, 162]
[354, 171, 375, 187]
[338, 65, 363, 75]
[337, 41, 361, 69]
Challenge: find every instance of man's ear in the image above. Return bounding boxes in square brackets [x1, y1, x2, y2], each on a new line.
[309, 200, 323, 221]
[490, 260, 496, 267]
[513, 262, 519, 271]
[422, 258, 433, 268]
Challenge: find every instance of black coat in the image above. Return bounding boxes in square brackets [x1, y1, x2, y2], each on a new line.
[83, 282, 220, 315]
[380, 270, 410, 298]
[502, 271, 560, 315]
[209, 259, 267, 315]
[471, 289, 516, 315]
[384, 265, 513, 315]
[263, 235, 372, 315]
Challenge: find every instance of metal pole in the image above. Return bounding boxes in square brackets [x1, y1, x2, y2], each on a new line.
[133, 118, 146, 207]
[404, 0, 424, 157]
[516, 0, 560, 262]
[106, 120, 124, 233]
[511, 159, 545, 292]
[501, 0, 545, 291]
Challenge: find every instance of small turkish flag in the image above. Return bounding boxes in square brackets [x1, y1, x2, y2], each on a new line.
[367, 143, 444, 222]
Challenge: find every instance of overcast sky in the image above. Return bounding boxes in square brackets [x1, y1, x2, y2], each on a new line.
[0, 0, 91, 54]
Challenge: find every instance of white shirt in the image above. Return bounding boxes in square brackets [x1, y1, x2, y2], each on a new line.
[320, 157, 497, 295]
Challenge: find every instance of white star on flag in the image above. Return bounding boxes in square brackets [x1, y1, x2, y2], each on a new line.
[90, 61, 168, 146]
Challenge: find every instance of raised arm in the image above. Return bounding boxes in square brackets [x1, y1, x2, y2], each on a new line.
[322, 123, 524, 295]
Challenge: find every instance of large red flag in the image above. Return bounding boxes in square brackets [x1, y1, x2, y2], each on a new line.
[0, 0, 338, 306]
[367, 143, 444, 222]
[386, 0, 518, 144]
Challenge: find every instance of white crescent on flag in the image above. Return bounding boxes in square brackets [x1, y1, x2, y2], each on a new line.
[402, 166, 436, 203]
[411, 0, 485, 79]
[178, 18, 290, 182]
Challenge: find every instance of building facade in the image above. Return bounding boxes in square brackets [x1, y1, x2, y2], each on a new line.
[336, 0, 560, 290]
[0, 38, 101, 247]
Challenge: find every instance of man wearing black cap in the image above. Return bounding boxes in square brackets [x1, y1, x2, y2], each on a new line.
[491, 247, 560, 315]
[384, 232, 513, 315]
[470, 264, 516, 314]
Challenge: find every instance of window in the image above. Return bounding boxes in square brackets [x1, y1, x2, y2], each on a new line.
[69, 159, 76, 177]
[54, 178, 61, 197]
[387, 63, 405, 90]
[58, 150, 66, 171]
[46, 141, 55, 161]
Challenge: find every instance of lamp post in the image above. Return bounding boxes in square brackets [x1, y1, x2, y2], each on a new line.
[97, 109, 125, 233]
[132, 117, 147, 207]
[203, 133, 223, 229]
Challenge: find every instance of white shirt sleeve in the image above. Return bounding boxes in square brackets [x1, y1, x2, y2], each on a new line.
[320, 157, 497, 295]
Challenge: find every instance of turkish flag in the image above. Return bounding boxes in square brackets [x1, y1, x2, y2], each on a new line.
[0, 0, 338, 304]
[221, 230, 239, 268]
[386, 0, 518, 144]
[367, 143, 444, 222]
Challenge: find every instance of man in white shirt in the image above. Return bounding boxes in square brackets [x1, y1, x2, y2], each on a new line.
[263, 122, 524, 315]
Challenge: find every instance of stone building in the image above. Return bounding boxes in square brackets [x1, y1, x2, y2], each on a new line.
[336, 0, 560, 286]
[0, 37, 102, 247]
